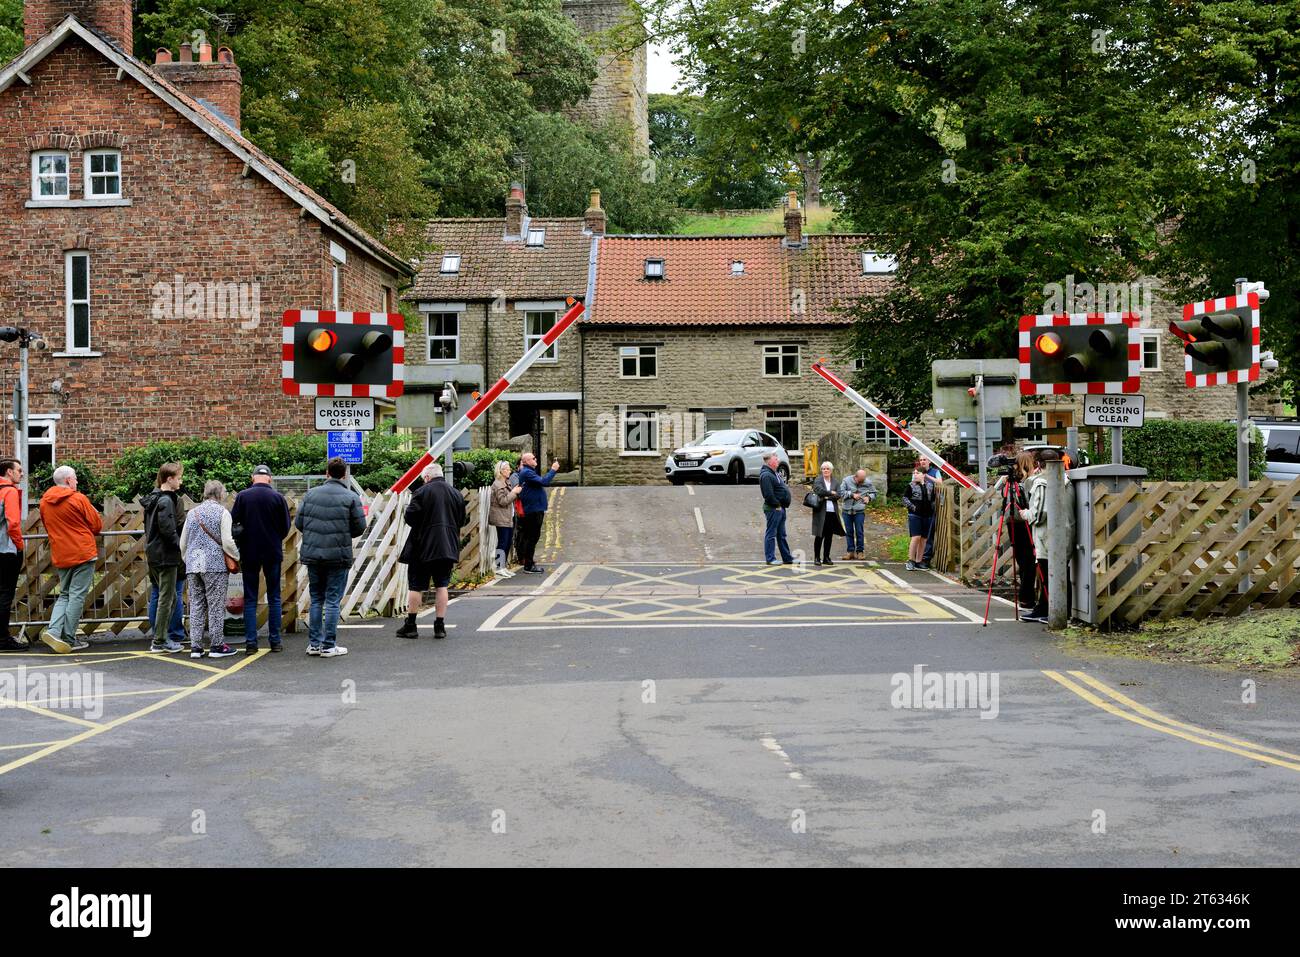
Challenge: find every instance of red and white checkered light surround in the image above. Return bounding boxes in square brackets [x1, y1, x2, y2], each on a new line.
[1174, 292, 1260, 388]
[1018, 312, 1141, 395]
[281, 309, 404, 397]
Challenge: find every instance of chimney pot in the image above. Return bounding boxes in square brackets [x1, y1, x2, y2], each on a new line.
[784, 193, 803, 246]
[199, 41, 213, 63]
[584, 188, 606, 236]
[155, 48, 173, 64]
[218, 46, 235, 64]
[179, 42, 193, 62]
[505, 182, 528, 238]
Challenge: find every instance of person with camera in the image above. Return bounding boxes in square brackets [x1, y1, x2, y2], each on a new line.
[902, 460, 936, 571]
[838, 468, 877, 560]
[993, 451, 1038, 614]
[1019, 450, 1075, 623]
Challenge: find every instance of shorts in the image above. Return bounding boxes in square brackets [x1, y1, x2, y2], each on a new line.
[408, 559, 454, 592]
[907, 514, 932, 537]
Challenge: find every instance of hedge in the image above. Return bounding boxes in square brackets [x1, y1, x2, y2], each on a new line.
[30, 432, 522, 507]
[1100, 419, 1264, 482]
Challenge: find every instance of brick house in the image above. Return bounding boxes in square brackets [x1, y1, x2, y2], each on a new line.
[0, 3, 413, 470]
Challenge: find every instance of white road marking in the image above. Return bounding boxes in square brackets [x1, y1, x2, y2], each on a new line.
[694, 507, 706, 534]
[926, 569, 1015, 606]
[878, 568, 985, 624]
[479, 619, 972, 632]
[686, 485, 695, 496]
[760, 734, 813, 789]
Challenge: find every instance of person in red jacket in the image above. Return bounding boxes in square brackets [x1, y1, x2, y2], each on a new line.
[38, 465, 103, 654]
[0, 458, 25, 650]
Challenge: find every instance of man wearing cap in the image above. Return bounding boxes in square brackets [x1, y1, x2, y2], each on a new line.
[231, 465, 292, 653]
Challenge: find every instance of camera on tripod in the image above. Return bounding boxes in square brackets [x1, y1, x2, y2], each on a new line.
[987, 452, 1019, 478]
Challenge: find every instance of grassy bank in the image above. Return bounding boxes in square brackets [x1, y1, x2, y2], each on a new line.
[1060, 609, 1300, 671]
[672, 205, 842, 236]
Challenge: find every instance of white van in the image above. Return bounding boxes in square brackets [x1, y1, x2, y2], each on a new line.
[1255, 419, 1300, 483]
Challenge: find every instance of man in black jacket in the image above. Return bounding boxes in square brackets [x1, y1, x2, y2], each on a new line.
[231, 465, 292, 653]
[759, 453, 794, 565]
[396, 463, 467, 641]
[141, 462, 185, 653]
[294, 458, 367, 658]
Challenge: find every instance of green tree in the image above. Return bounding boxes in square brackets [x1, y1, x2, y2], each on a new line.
[0, 0, 20, 64]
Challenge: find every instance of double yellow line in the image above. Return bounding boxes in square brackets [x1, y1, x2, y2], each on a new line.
[1044, 670, 1300, 772]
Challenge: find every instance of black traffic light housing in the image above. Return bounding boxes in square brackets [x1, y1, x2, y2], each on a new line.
[1169, 293, 1259, 386]
[1020, 314, 1139, 394]
[293, 322, 393, 386]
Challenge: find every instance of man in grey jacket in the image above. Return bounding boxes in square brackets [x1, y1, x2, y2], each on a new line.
[294, 457, 366, 657]
[837, 468, 877, 560]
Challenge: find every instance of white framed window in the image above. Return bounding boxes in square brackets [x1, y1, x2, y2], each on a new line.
[65, 251, 92, 353]
[1139, 332, 1161, 371]
[1025, 411, 1046, 442]
[864, 413, 905, 448]
[32, 151, 70, 199]
[851, 357, 866, 371]
[861, 251, 898, 274]
[619, 345, 657, 378]
[427, 312, 459, 362]
[764, 409, 800, 452]
[525, 310, 558, 362]
[644, 258, 665, 279]
[440, 254, 461, 274]
[84, 149, 121, 198]
[526, 228, 545, 247]
[763, 343, 800, 377]
[622, 407, 659, 453]
[730, 260, 745, 275]
[330, 241, 346, 309]
[24, 417, 57, 471]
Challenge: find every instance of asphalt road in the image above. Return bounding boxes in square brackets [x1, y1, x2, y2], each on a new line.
[3, 483, 1299, 866]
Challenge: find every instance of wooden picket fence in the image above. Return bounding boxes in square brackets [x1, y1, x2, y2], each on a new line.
[1094, 475, 1300, 623]
[13, 487, 488, 638]
[953, 476, 1300, 624]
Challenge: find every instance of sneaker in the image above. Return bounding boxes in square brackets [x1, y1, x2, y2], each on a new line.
[190, 647, 206, 658]
[766, 559, 780, 565]
[150, 639, 185, 653]
[270, 643, 283, 653]
[918, 561, 932, 570]
[395, 621, 419, 640]
[814, 559, 823, 566]
[433, 621, 447, 640]
[1022, 612, 1048, 623]
[9, 632, 29, 648]
[319, 645, 348, 658]
[823, 558, 834, 565]
[306, 645, 322, 656]
[208, 643, 237, 658]
[40, 630, 71, 655]
[68, 639, 90, 652]
[244, 644, 259, 655]
[522, 566, 545, 574]
[0, 637, 27, 651]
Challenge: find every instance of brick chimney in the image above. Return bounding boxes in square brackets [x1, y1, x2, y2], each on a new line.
[584, 188, 606, 236]
[25, 0, 133, 55]
[505, 182, 527, 239]
[783, 191, 803, 247]
[154, 42, 242, 132]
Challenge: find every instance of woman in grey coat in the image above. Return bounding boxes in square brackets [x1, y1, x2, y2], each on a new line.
[809, 460, 845, 565]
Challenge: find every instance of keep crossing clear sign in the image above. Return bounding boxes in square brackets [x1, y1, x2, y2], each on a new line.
[327, 431, 364, 465]
[1083, 393, 1145, 428]
[315, 397, 375, 431]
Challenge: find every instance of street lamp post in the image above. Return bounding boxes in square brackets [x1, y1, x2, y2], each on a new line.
[1, 327, 48, 513]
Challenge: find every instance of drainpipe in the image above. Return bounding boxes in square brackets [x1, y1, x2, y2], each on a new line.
[483, 301, 490, 443]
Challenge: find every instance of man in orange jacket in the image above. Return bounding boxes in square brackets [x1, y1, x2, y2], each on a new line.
[39, 465, 102, 654]
[0, 458, 25, 650]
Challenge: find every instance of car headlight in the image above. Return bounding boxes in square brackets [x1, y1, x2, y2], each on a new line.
[707, 449, 726, 457]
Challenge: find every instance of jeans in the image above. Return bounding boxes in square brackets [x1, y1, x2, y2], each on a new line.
[516, 512, 544, 568]
[307, 565, 348, 650]
[493, 525, 513, 569]
[923, 514, 937, 563]
[0, 550, 21, 640]
[148, 564, 181, 643]
[242, 557, 283, 647]
[843, 512, 865, 553]
[148, 572, 185, 641]
[764, 508, 793, 563]
[50, 560, 95, 641]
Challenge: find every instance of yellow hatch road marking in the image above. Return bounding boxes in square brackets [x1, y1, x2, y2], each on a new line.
[1043, 669, 1300, 773]
[0, 650, 267, 777]
[0, 697, 106, 730]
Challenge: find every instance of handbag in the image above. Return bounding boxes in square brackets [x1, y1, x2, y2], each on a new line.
[802, 490, 821, 509]
[198, 513, 240, 573]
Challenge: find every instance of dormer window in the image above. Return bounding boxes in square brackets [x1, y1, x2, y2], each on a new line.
[730, 261, 745, 275]
[861, 252, 898, 274]
[32, 151, 69, 200]
[644, 258, 665, 279]
[85, 150, 121, 198]
[526, 228, 545, 247]
[440, 254, 461, 274]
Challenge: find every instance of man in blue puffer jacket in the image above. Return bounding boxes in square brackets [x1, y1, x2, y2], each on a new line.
[294, 457, 366, 656]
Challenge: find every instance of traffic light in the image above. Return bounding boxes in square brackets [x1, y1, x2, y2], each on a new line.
[1170, 292, 1260, 387]
[282, 310, 405, 397]
[1019, 313, 1140, 395]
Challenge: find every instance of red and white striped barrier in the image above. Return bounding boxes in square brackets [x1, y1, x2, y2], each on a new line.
[1174, 292, 1260, 387]
[810, 362, 984, 492]
[390, 300, 586, 493]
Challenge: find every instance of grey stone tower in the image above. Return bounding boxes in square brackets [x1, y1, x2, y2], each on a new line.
[562, 0, 650, 155]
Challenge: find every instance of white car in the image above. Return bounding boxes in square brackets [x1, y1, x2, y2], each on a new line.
[664, 429, 792, 485]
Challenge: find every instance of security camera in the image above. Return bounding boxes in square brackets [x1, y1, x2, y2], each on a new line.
[30, 335, 47, 351]
[1261, 350, 1279, 372]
